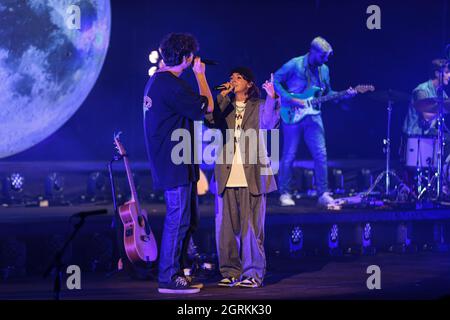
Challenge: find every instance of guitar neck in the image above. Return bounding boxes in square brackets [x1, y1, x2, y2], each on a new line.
[313, 90, 349, 105]
[123, 156, 140, 206]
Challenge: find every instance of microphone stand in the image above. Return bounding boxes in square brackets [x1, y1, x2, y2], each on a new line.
[43, 214, 87, 300]
[365, 91, 405, 200]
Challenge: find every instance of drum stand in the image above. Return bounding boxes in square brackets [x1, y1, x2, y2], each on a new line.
[365, 97, 404, 198]
[435, 66, 446, 200]
[415, 63, 447, 202]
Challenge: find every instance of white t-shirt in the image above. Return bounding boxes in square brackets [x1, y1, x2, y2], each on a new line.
[226, 101, 248, 187]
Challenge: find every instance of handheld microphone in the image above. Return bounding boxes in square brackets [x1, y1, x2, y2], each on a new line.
[214, 84, 228, 91]
[214, 83, 234, 91]
[72, 209, 108, 219]
[193, 57, 219, 66]
[202, 58, 219, 66]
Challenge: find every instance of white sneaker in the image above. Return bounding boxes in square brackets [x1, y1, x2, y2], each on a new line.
[280, 193, 295, 206]
[317, 192, 335, 208]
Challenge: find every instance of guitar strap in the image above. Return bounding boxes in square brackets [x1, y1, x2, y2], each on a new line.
[305, 64, 324, 90]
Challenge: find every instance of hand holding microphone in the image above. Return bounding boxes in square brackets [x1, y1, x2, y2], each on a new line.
[192, 57, 206, 75]
[216, 82, 234, 96]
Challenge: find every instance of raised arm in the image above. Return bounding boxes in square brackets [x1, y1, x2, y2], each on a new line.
[261, 74, 280, 130]
[193, 57, 214, 113]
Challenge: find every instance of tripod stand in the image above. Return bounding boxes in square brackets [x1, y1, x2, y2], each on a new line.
[366, 90, 407, 198]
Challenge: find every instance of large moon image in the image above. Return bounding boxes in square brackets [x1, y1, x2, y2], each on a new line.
[0, 0, 111, 158]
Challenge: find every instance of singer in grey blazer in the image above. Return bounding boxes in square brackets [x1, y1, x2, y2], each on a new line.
[205, 67, 280, 288]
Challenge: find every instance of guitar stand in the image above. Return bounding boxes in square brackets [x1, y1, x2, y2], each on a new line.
[106, 156, 129, 279]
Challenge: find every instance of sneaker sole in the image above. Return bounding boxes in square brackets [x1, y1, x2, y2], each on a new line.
[280, 202, 295, 207]
[237, 284, 260, 288]
[158, 288, 200, 294]
[218, 282, 238, 287]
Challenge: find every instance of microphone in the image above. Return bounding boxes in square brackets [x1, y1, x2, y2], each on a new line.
[72, 209, 108, 219]
[193, 57, 219, 66]
[214, 84, 228, 91]
[202, 58, 219, 66]
[214, 83, 234, 91]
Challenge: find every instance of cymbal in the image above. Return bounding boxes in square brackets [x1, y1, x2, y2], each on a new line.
[368, 89, 411, 103]
[414, 98, 450, 114]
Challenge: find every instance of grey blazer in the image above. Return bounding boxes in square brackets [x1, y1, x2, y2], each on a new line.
[205, 94, 280, 196]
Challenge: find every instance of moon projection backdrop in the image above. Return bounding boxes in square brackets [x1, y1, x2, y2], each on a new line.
[0, 0, 111, 158]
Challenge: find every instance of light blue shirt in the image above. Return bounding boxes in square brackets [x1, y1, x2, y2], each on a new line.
[402, 80, 448, 136]
[273, 53, 334, 108]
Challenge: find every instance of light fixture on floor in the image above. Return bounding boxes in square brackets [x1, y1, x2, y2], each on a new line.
[86, 172, 107, 202]
[289, 226, 304, 254]
[2, 173, 25, 205]
[44, 172, 66, 205]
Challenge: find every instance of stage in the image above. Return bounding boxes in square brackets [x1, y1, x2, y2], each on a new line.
[1, 0, 450, 305]
[1, 252, 450, 300]
[1, 196, 450, 300]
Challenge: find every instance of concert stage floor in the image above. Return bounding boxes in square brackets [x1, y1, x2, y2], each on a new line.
[1, 252, 450, 300]
[1, 199, 450, 300]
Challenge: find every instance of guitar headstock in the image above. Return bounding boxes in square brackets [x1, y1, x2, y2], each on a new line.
[355, 85, 375, 94]
[113, 131, 126, 156]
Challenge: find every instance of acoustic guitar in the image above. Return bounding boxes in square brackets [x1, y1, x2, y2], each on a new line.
[114, 132, 158, 263]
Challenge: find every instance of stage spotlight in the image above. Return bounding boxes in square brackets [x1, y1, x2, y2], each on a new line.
[45, 173, 65, 203]
[148, 49, 161, 77]
[148, 192, 164, 203]
[360, 169, 373, 192]
[86, 172, 107, 202]
[149, 50, 159, 64]
[363, 223, 372, 246]
[148, 66, 157, 77]
[303, 169, 317, 197]
[289, 226, 304, 254]
[328, 224, 341, 256]
[332, 169, 345, 194]
[2, 173, 25, 204]
[10, 173, 24, 192]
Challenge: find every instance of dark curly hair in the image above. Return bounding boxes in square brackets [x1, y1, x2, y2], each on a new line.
[159, 33, 199, 67]
[429, 59, 449, 79]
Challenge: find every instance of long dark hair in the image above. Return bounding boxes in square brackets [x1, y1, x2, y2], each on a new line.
[245, 82, 260, 102]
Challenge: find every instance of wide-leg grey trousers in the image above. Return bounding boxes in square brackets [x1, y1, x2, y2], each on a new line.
[215, 187, 266, 285]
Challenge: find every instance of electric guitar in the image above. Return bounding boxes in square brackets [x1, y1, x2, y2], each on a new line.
[280, 85, 375, 124]
[113, 132, 158, 263]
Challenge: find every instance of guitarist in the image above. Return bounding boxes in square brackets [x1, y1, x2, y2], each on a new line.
[143, 33, 214, 294]
[273, 36, 356, 207]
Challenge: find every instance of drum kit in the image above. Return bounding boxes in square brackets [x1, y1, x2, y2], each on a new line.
[405, 98, 450, 201]
[366, 89, 450, 205]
